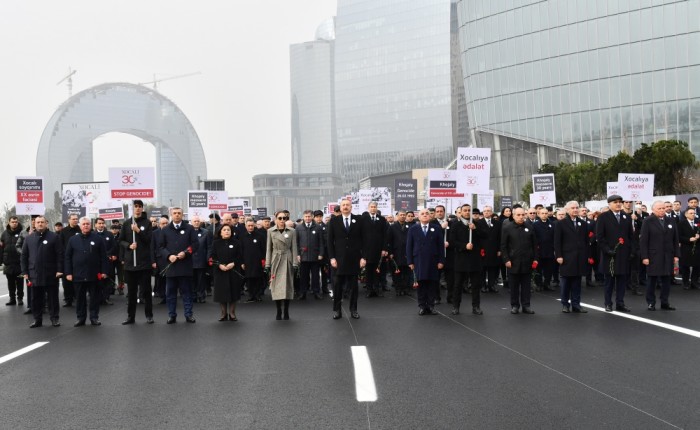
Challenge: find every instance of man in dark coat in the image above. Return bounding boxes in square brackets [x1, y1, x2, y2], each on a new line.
[150, 216, 169, 302]
[190, 215, 212, 304]
[450, 204, 487, 315]
[20, 216, 64, 328]
[241, 218, 267, 302]
[678, 208, 700, 290]
[327, 199, 365, 320]
[314, 210, 331, 295]
[118, 200, 155, 324]
[159, 208, 199, 324]
[407, 208, 445, 315]
[639, 201, 680, 311]
[65, 217, 110, 326]
[554, 201, 589, 313]
[532, 207, 556, 292]
[595, 195, 634, 312]
[1, 216, 24, 305]
[501, 207, 538, 314]
[480, 206, 501, 293]
[59, 214, 81, 307]
[387, 210, 411, 296]
[361, 202, 388, 298]
[94, 217, 117, 306]
[296, 210, 325, 300]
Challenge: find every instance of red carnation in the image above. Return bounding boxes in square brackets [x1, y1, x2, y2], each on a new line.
[480, 249, 486, 257]
[208, 257, 213, 267]
[27, 281, 32, 287]
[618, 237, 624, 245]
[187, 246, 193, 254]
[261, 259, 266, 267]
[588, 232, 594, 238]
[531, 261, 538, 269]
[588, 257, 594, 265]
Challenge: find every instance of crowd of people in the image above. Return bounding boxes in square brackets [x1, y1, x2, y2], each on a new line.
[1, 194, 697, 328]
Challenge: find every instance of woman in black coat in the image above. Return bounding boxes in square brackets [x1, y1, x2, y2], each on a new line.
[211, 225, 244, 321]
[677, 208, 700, 289]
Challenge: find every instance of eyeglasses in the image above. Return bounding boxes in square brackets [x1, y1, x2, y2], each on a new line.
[277, 216, 289, 221]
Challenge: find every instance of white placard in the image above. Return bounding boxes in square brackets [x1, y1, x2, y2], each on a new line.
[532, 174, 556, 205]
[456, 147, 491, 194]
[208, 191, 228, 210]
[108, 167, 155, 199]
[530, 192, 554, 207]
[16, 176, 45, 215]
[477, 190, 495, 211]
[617, 173, 654, 202]
[428, 170, 464, 198]
[606, 182, 619, 198]
[187, 190, 208, 219]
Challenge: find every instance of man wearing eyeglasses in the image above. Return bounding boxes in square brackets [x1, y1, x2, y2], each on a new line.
[327, 199, 365, 319]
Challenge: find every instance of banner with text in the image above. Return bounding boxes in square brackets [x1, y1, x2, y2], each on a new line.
[61, 182, 112, 222]
[477, 190, 495, 211]
[98, 206, 125, 220]
[394, 179, 417, 212]
[618, 173, 654, 201]
[499, 196, 513, 211]
[456, 147, 491, 194]
[606, 182, 619, 198]
[532, 173, 556, 205]
[16, 177, 45, 216]
[187, 190, 209, 219]
[208, 191, 228, 210]
[109, 167, 155, 199]
[428, 170, 464, 198]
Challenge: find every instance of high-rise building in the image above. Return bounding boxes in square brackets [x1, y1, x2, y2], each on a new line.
[457, 0, 700, 197]
[290, 18, 337, 174]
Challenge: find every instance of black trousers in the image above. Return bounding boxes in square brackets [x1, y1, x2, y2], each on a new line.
[509, 273, 532, 308]
[391, 266, 410, 292]
[5, 273, 24, 301]
[300, 261, 321, 295]
[246, 277, 263, 299]
[364, 262, 380, 293]
[484, 266, 499, 290]
[444, 269, 455, 302]
[125, 269, 153, 319]
[62, 277, 74, 302]
[193, 268, 208, 300]
[153, 272, 166, 298]
[417, 279, 437, 310]
[333, 274, 358, 312]
[535, 258, 554, 287]
[75, 281, 100, 321]
[453, 271, 482, 308]
[680, 264, 699, 286]
[32, 284, 59, 321]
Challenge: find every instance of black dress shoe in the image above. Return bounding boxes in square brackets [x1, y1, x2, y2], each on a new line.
[185, 316, 196, 323]
[313, 293, 322, 300]
[472, 307, 483, 315]
[604, 305, 613, 312]
[510, 307, 519, 314]
[434, 299, 441, 305]
[418, 309, 426, 316]
[429, 308, 439, 315]
[63, 302, 73, 308]
[616, 305, 632, 313]
[299, 294, 306, 300]
[23, 309, 32, 315]
[51, 319, 61, 327]
[146, 318, 154, 324]
[90, 319, 101, 326]
[122, 318, 135, 325]
[522, 307, 535, 314]
[166, 317, 176, 324]
[451, 307, 459, 315]
[683, 284, 691, 290]
[351, 311, 360, 319]
[6, 300, 16, 306]
[661, 304, 676, 311]
[29, 321, 42, 328]
[572, 307, 588, 313]
[562, 306, 570, 313]
[333, 311, 342, 319]
[74, 320, 85, 327]
[218, 315, 228, 322]
[647, 304, 656, 311]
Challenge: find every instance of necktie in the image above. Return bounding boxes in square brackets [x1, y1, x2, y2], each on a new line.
[345, 218, 349, 231]
[615, 213, 620, 223]
[573, 219, 577, 231]
[307, 224, 311, 229]
[487, 220, 491, 228]
[423, 225, 427, 236]
[175, 224, 180, 229]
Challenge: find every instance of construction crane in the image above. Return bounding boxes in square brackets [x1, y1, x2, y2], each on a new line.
[138, 71, 201, 91]
[56, 67, 77, 97]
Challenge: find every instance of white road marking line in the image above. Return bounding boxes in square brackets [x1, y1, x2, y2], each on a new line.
[0, 342, 49, 365]
[351, 346, 377, 402]
[0, 294, 8, 298]
[579, 302, 700, 339]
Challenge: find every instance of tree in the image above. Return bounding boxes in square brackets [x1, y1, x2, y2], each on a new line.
[630, 140, 699, 195]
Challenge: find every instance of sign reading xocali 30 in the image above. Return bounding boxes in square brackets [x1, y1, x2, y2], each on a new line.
[109, 167, 155, 199]
[456, 147, 491, 194]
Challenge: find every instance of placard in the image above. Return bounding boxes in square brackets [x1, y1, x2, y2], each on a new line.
[16, 177, 45, 215]
[607, 182, 619, 198]
[476, 190, 495, 211]
[532, 174, 556, 205]
[499, 196, 513, 211]
[617, 173, 654, 201]
[108, 167, 155, 199]
[395, 179, 417, 212]
[428, 170, 464, 198]
[98, 206, 124, 220]
[208, 191, 228, 210]
[187, 190, 208, 219]
[456, 147, 491, 194]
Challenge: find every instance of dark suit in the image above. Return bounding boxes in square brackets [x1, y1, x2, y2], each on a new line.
[481, 217, 502, 292]
[241, 229, 266, 300]
[296, 221, 325, 297]
[160, 222, 199, 319]
[406, 223, 445, 311]
[554, 217, 589, 310]
[65, 231, 109, 322]
[533, 218, 556, 290]
[639, 216, 680, 306]
[327, 214, 363, 313]
[386, 221, 410, 295]
[500, 221, 537, 310]
[450, 219, 487, 309]
[595, 210, 634, 308]
[361, 213, 388, 296]
[21, 229, 64, 323]
[678, 217, 700, 288]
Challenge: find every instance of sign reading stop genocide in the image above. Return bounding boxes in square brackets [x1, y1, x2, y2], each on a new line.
[456, 147, 491, 194]
[108, 167, 155, 199]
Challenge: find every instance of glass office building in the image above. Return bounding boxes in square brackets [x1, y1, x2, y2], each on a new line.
[334, 0, 463, 189]
[457, 0, 700, 198]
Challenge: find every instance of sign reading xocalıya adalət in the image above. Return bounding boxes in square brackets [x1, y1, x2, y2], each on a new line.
[16, 176, 45, 215]
[187, 190, 209, 219]
[428, 170, 464, 198]
[618, 173, 655, 201]
[607, 182, 619, 198]
[109, 167, 155, 199]
[456, 147, 491, 194]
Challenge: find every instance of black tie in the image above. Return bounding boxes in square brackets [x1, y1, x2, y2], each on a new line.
[615, 213, 620, 224]
[345, 218, 349, 231]
[423, 225, 427, 236]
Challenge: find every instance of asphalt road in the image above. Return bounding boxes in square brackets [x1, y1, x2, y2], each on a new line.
[0, 278, 698, 429]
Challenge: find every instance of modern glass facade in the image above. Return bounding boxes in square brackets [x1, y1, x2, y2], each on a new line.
[457, 0, 700, 197]
[334, 0, 461, 189]
[290, 18, 337, 174]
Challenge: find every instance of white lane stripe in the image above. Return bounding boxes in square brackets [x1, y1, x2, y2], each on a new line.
[0, 342, 49, 365]
[0, 294, 8, 298]
[579, 302, 700, 339]
[351, 346, 377, 402]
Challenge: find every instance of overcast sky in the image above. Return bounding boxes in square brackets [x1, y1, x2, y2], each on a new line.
[0, 1, 337, 207]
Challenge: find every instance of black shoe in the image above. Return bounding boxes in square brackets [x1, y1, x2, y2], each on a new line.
[429, 308, 439, 315]
[451, 307, 459, 315]
[30, 321, 42, 328]
[434, 299, 441, 305]
[382, 287, 391, 292]
[604, 305, 613, 312]
[23, 309, 32, 315]
[647, 304, 656, 311]
[313, 293, 322, 300]
[104, 299, 114, 305]
[488, 287, 499, 293]
[562, 306, 570, 313]
[333, 311, 342, 320]
[472, 307, 483, 315]
[572, 307, 588, 313]
[522, 307, 535, 314]
[376, 291, 384, 297]
[166, 317, 176, 324]
[5, 300, 16, 306]
[159, 299, 167, 305]
[418, 309, 426, 316]
[299, 294, 306, 300]
[74, 320, 85, 327]
[51, 319, 61, 327]
[283, 313, 290, 320]
[185, 316, 196, 323]
[661, 304, 676, 311]
[245, 298, 256, 303]
[146, 318, 154, 324]
[632, 288, 644, 296]
[615, 305, 631, 313]
[480, 287, 488, 293]
[63, 301, 73, 308]
[351, 311, 360, 319]
[543, 285, 556, 292]
[683, 284, 691, 290]
[90, 319, 101, 326]
[122, 318, 135, 325]
[510, 307, 519, 314]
